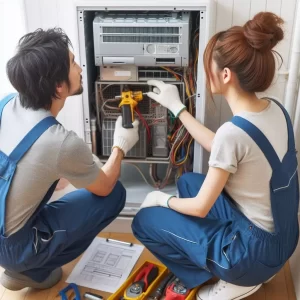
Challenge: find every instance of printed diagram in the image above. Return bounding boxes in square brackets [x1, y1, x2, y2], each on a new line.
[80, 245, 133, 284]
[66, 237, 144, 293]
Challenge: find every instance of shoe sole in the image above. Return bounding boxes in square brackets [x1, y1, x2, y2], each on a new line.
[0, 268, 62, 291]
[0, 275, 27, 291]
[198, 284, 262, 300]
[231, 285, 262, 300]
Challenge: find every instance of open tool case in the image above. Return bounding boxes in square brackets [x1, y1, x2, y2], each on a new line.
[108, 260, 198, 300]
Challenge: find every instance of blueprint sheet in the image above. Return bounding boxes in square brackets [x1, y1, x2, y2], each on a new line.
[66, 237, 144, 293]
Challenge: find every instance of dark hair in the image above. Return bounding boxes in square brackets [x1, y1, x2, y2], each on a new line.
[6, 28, 72, 110]
[204, 12, 284, 94]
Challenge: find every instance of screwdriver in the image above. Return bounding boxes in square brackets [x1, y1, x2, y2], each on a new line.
[148, 273, 175, 300]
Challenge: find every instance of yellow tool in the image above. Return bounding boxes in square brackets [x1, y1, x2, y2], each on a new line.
[115, 88, 145, 128]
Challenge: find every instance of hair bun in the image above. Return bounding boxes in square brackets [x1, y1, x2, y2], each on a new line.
[243, 12, 284, 52]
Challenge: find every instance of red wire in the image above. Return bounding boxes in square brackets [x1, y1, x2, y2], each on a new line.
[171, 126, 181, 141]
[135, 107, 151, 142]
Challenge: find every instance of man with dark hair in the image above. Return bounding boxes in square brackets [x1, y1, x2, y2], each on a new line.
[0, 28, 139, 290]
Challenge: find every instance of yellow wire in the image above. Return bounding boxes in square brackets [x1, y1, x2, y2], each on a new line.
[169, 32, 199, 168]
[175, 136, 194, 166]
[173, 133, 188, 164]
[161, 67, 180, 80]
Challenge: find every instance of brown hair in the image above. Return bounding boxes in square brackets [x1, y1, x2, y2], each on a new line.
[204, 12, 284, 94]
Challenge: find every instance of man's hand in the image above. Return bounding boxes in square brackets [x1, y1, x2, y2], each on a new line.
[140, 191, 175, 209]
[147, 80, 186, 118]
[113, 116, 139, 156]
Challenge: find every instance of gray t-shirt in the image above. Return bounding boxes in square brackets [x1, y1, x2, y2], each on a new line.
[209, 100, 288, 232]
[0, 95, 100, 236]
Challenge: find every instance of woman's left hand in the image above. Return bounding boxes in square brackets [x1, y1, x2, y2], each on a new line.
[140, 191, 174, 209]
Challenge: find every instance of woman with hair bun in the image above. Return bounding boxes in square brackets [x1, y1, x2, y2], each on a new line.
[132, 12, 299, 299]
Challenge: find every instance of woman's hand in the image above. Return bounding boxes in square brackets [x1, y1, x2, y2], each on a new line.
[140, 191, 174, 209]
[147, 80, 186, 118]
[147, 80, 215, 152]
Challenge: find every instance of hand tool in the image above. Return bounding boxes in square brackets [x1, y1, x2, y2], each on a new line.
[59, 283, 81, 300]
[83, 292, 103, 300]
[147, 272, 175, 300]
[115, 86, 147, 128]
[165, 277, 190, 300]
[123, 263, 159, 299]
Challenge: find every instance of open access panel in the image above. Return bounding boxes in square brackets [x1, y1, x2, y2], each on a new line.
[76, 1, 216, 225]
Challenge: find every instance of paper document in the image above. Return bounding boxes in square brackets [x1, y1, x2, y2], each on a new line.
[66, 237, 144, 293]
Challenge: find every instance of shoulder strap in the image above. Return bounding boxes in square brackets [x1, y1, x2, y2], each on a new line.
[9, 116, 59, 163]
[231, 116, 281, 171]
[267, 98, 295, 153]
[0, 93, 17, 125]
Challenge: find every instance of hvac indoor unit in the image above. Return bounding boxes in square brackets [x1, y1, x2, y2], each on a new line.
[93, 12, 191, 67]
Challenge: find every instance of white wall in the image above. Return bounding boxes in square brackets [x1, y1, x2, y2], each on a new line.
[206, 0, 298, 134]
[23, 0, 84, 136]
[0, 0, 27, 95]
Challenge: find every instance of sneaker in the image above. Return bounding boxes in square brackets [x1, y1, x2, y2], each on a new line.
[197, 280, 262, 300]
[0, 267, 62, 291]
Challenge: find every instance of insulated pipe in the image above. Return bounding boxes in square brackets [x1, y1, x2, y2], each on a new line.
[284, 1, 300, 122]
[149, 163, 160, 188]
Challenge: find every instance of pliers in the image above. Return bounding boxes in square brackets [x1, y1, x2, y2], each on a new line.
[59, 283, 81, 300]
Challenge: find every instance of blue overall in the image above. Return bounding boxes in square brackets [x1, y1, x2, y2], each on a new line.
[0, 94, 126, 282]
[132, 99, 299, 288]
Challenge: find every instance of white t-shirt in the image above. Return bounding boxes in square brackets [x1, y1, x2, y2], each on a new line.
[209, 100, 288, 232]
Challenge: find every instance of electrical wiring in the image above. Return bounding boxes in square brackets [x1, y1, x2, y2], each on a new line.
[99, 84, 115, 108]
[170, 125, 183, 142]
[169, 125, 186, 156]
[158, 162, 174, 190]
[189, 71, 195, 95]
[168, 110, 194, 166]
[147, 116, 166, 126]
[183, 71, 192, 99]
[134, 107, 151, 142]
[123, 162, 157, 188]
[161, 66, 182, 80]
[124, 162, 176, 190]
[141, 27, 199, 182]
[149, 164, 161, 188]
[193, 33, 199, 84]
[98, 85, 153, 143]
[171, 131, 189, 165]
[173, 133, 193, 166]
[93, 27, 200, 188]
[98, 84, 120, 118]
[185, 94, 196, 105]
[95, 92, 102, 132]
[96, 84, 118, 131]
[101, 98, 120, 115]
[163, 29, 198, 170]
[100, 83, 115, 94]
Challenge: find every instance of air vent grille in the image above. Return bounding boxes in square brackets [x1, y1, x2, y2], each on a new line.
[102, 27, 180, 43]
[103, 36, 179, 43]
[103, 27, 179, 34]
